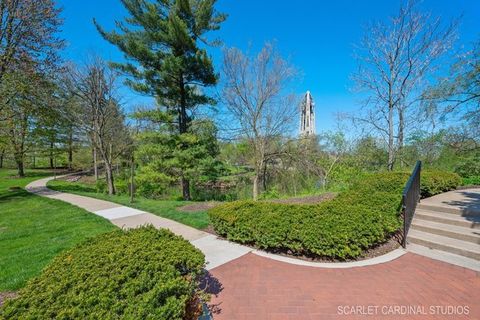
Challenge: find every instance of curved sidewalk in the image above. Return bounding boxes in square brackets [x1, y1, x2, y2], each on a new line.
[26, 177, 480, 319]
[26, 176, 406, 270]
[26, 176, 249, 270]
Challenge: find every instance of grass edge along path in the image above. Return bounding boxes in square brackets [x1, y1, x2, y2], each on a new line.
[47, 179, 210, 230]
[0, 169, 115, 291]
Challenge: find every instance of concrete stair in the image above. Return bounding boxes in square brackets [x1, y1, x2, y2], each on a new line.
[407, 243, 480, 272]
[411, 219, 480, 244]
[407, 203, 480, 268]
[413, 208, 480, 229]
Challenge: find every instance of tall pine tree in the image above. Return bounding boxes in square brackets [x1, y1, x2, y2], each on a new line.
[95, 0, 226, 200]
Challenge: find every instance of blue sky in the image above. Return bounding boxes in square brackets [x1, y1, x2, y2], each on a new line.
[58, 0, 479, 133]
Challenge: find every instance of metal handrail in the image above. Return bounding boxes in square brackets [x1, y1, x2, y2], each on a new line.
[401, 161, 422, 248]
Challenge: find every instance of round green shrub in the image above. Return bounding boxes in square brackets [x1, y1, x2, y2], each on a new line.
[1, 227, 205, 320]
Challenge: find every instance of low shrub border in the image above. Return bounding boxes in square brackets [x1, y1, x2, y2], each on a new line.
[1, 227, 205, 320]
[421, 170, 462, 198]
[208, 170, 461, 260]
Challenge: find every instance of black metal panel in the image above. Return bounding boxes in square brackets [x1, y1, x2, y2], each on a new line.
[401, 161, 422, 248]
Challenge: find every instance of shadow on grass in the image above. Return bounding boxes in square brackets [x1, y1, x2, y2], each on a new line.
[3, 171, 54, 179]
[0, 189, 33, 203]
[48, 183, 96, 194]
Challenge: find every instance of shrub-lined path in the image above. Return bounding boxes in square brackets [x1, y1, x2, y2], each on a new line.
[26, 176, 480, 319]
[26, 176, 251, 271]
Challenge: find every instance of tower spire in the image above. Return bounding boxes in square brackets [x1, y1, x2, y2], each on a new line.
[300, 91, 315, 136]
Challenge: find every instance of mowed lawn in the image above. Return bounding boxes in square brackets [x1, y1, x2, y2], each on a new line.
[47, 179, 210, 230]
[0, 169, 115, 291]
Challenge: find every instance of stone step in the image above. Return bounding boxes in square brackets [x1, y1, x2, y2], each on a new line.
[414, 209, 480, 229]
[407, 243, 480, 272]
[407, 229, 480, 260]
[417, 203, 480, 217]
[411, 219, 480, 244]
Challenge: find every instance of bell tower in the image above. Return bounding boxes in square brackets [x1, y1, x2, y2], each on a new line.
[300, 91, 315, 136]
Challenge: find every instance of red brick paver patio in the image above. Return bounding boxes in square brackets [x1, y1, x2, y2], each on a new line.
[206, 252, 480, 320]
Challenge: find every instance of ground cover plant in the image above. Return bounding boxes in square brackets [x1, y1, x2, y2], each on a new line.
[1, 227, 205, 320]
[0, 169, 115, 292]
[208, 170, 462, 260]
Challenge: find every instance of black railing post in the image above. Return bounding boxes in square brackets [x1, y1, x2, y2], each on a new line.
[402, 201, 407, 248]
[401, 161, 422, 248]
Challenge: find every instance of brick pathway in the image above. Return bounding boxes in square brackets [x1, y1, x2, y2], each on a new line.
[27, 176, 480, 319]
[207, 252, 480, 320]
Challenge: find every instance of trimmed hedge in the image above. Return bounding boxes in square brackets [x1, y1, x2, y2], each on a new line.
[209, 170, 461, 260]
[421, 171, 462, 198]
[1, 227, 205, 320]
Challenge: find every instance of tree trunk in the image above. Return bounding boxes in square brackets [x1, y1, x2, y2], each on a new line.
[181, 177, 190, 201]
[93, 146, 98, 181]
[15, 154, 24, 177]
[387, 97, 395, 171]
[0, 149, 5, 169]
[178, 76, 191, 200]
[68, 128, 73, 170]
[397, 108, 405, 168]
[10, 116, 26, 177]
[105, 162, 115, 195]
[12, 134, 25, 177]
[130, 155, 135, 203]
[49, 141, 54, 169]
[53, 154, 57, 180]
[262, 162, 268, 192]
[252, 174, 259, 201]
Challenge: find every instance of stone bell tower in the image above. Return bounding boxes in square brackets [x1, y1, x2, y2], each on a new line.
[300, 91, 315, 136]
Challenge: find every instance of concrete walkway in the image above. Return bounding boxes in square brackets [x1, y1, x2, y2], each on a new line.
[26, 176, 250, 270]
[26, 176, 408, 270]
[420, 188, 480, 215]
[25, 177, 480, 319]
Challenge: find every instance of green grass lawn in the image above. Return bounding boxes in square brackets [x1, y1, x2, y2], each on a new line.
[0, 169, 115, 291]
[47, 179, 210, 230]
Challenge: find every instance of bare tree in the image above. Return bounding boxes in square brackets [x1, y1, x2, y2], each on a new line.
[352, 0, 457, 170]
[317, 132, 349, 190]
[65, 60, 130, 195]
[222, 43, 298, 200]
[424, 39, 480, 141]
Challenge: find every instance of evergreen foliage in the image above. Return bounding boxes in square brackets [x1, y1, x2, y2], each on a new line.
[208, 171, 461, 259]
[1, 227, 205, 320]
[95, 0, 226, 200]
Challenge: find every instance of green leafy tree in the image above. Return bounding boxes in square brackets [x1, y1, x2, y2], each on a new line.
[95, 0, 226, 200]
[0, 64, 57, 176]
